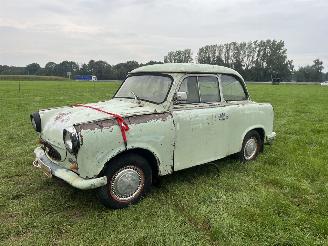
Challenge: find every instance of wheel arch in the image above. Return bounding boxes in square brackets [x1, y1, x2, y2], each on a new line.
[99, 147, 160, 183]
[241, 126, 265, 152]
[253, 127, 265, 152]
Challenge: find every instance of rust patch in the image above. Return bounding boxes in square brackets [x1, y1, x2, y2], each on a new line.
[74, 118, 117, 132]
[75, 113, 171, 132]
[127, 113, 171, 125]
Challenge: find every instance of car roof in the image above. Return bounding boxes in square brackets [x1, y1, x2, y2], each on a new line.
[130, 63, 244, 81]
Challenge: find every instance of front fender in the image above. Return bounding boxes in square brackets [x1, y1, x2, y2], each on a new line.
[75, 113, 175, 178]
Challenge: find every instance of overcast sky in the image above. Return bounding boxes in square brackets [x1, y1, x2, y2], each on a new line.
[0, 0, 327, 70]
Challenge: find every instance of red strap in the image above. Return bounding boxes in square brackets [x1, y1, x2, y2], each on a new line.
[74, 104, 129, 147]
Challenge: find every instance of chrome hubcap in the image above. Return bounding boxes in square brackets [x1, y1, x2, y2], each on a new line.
[110, 166, 144, 202]
[244, 137, 258, 160]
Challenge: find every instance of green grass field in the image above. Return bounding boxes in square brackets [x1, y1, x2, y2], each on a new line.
[0, 75, 69, 81]
[0, 81, 327, 245]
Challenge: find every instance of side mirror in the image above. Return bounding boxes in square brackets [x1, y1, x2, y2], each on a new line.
[176, 92, 187, 103]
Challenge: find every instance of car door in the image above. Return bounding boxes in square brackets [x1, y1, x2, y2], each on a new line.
[219, 74, 251, 154]
[172, 75, 230, 171]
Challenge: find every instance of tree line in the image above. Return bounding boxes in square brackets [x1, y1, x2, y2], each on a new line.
[0, 39, 326, 81]
[0, 60, 163, 80]
[164, 41, 327, 82]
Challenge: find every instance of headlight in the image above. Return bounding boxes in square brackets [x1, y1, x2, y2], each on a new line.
[63, 127, 80, 154]
[30, 112, 41, 133]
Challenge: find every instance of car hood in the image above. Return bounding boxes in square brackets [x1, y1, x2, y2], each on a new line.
[39, 98, 158, 148]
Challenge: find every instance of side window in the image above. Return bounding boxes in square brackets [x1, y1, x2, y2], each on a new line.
[221, 75, 247, 101]
[198, 76, 220, 102]
[178, 76, 200, 103]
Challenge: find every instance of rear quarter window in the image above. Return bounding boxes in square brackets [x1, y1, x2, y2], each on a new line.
[221, 75, 247, 101]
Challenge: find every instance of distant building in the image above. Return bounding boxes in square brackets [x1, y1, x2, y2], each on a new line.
[74, 75, 97, 81]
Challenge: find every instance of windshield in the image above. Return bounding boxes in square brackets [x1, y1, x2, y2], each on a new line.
[115, 74, 173, 104]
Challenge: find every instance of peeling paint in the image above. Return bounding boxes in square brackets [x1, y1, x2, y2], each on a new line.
[74, 112, 171, 132]
[127, 113, 170, 125]
[54, 112, 72, 123]
[75, 119, 116, 132]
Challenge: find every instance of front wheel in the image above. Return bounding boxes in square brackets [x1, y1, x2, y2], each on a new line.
[239, 130, 262, 162]
[97, 153, 152, 209]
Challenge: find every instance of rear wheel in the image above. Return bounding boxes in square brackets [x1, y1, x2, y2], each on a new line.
[239, 130, 262, 162]
[97, 153, 152, 209]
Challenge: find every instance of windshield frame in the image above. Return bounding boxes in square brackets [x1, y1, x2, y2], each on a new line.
[114, 72, 174, 104]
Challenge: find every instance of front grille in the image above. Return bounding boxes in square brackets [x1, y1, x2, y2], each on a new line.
[43, 142, 62, 161]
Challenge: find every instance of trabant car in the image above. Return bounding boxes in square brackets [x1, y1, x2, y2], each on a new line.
[31, 63, 276, 208]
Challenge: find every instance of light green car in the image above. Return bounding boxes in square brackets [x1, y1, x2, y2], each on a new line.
[31, 63, 276, 209]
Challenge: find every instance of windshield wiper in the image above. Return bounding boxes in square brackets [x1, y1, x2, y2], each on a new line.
[130, 90, 142, 104]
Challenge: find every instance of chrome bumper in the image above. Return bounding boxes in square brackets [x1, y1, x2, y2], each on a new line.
[33, 147, 107, 190]
[265, 132, 276, 145]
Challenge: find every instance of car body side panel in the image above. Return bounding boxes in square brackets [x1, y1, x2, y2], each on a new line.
[172, 101, 274, 171]
[75, 113, 175, 178]
[224, 101, 274, 153]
